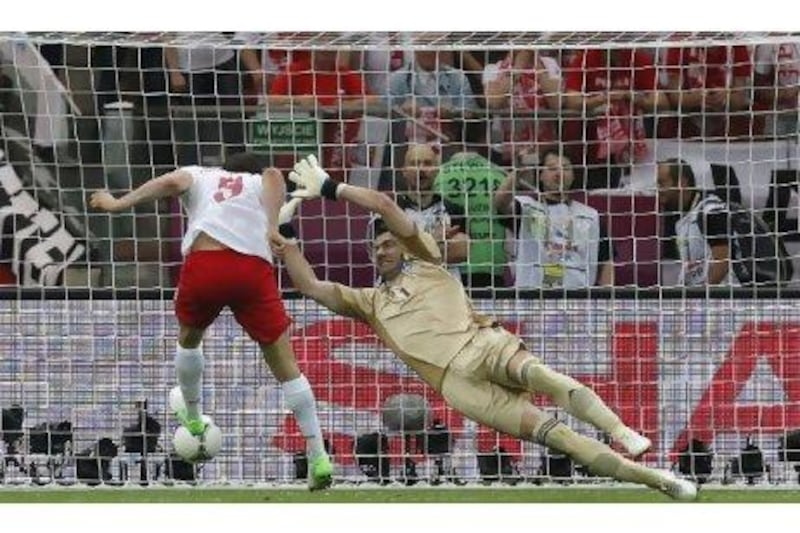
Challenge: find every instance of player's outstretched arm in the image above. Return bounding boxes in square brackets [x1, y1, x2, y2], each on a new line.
[89, 170, 193, 213]
[261, 167, 286, 232]
[288, 155, 415, 238]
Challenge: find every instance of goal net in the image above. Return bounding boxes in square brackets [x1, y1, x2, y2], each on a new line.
[1, 31, 799, 487]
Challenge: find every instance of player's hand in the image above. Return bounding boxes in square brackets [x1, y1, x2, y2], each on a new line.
[443, 224, 462, 239]
[268, 228, 286, 256]
[89, 190, 123, 212]
[278, 197, 303, 225]
[169, 71, 187, 93]
[705, 89, 727, 110]
[431, 222, 461, 243]
[288, 155, 331, 200]
[400, 99, 417, 117]
[269, 231, 295, 259]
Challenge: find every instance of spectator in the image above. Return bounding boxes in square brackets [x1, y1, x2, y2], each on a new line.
[663, 45, 754, 139]
[165, 40, 260, 107]
[754, 42, 800, 137]
[268, 50, 371, 177]
[456, 50, 488, 107]
[388, 51, 478, 145]
[237, 46, 265, 104]
[563, 47, 667, 189]
[268, 49, 369, 111]
[165, 37, 262, 165]
[260, 49, 300, 91]
[396, 144, 469, 276]
[363, 48, 410, 96]
[354, 33, 412, 97]
[483, 49, 561, 169]
[435, 150, 510, 288]
[235, 32, 314, 102]
[494, 149, 614, 289]
[656, 158, 734, 286]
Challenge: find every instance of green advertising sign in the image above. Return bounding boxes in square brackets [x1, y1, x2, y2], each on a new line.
[435, 152, 508, 279]
[249, 114, 319, 156]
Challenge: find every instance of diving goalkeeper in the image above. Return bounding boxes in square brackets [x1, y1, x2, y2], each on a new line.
[274, 155, 696, 500]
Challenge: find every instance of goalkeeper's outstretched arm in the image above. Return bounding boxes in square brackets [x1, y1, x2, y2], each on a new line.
[337, 184, 416, 239]
[274, 196, 372, 320]
[273, 233, 360, 317]
[289, 155, 416, 239]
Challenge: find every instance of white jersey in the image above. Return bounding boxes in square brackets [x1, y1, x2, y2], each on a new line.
[513, 196, 600, 289]
[675, 193, 736, 287]
[180, 166, 273, 263]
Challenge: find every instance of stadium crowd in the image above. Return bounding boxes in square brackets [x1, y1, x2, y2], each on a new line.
[0, 35, 798, 289]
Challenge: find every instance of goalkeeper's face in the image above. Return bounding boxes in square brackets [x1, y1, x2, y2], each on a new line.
[372, 232, 404, 280]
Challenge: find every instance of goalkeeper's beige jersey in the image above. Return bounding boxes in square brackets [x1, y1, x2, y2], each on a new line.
[179, 166, 273, 264]
[331, 227, 494, 391]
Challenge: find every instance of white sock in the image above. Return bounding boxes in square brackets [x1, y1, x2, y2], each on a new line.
[282, 375, 326, 460]
[175, 344, 204, 419]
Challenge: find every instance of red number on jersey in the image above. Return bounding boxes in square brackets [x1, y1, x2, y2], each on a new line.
[213, 176, 244, 202]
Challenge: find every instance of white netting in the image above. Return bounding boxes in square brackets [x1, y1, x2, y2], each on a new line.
[0, 31, 799, 487]
[13, 31, 800, 49]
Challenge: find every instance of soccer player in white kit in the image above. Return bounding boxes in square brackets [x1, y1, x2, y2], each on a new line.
[90, 152, 333, 490]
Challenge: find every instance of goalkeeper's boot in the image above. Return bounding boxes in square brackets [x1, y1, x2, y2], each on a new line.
[307, 453, 334, 491]
[169, 386, 207, 436]
[614, 426, 652, 458]
[656, 470, 698, 502]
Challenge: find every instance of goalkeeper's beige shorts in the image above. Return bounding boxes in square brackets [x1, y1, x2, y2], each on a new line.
[441, 326, 539, 439]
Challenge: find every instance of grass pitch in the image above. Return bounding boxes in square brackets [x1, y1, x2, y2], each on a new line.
[0, 486, 799, 503]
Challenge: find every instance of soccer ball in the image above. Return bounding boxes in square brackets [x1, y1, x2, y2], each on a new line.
[173, 415, 223, 463]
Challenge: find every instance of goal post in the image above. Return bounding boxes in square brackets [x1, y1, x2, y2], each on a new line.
[0, 31, 799, 487]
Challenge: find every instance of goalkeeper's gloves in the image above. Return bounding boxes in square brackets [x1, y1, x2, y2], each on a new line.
[277, 197, 303, 238]
[288, 154, 343, 201]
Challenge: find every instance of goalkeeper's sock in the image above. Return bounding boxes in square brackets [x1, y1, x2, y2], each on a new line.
[537, 420, 666, 490]
[282, 375, 326, 460]
[175, 344, 204, 421]
[517, 361, 624, 435]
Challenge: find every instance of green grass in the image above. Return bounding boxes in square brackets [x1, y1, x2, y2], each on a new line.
[0, 487, 799, 503]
